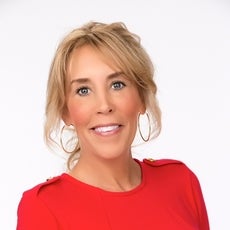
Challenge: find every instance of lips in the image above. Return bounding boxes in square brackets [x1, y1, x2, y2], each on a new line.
[91, 124, 121, 135]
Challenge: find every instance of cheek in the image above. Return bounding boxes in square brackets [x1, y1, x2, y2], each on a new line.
[67, 101, 91, 126]
[119, 92, 143, 117]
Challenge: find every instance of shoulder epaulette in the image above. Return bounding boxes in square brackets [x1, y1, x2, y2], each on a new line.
[143, 158, 183, 167]
[40, 175, 60, 187]
[26, 175, 61, 196]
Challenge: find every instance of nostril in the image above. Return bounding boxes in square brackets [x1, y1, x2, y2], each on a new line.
[97, 107, 113, 114]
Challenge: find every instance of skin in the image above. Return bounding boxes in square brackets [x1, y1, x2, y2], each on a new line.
[63, 45, 145, 192]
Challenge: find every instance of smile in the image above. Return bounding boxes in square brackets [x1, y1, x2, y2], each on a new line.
[92, 125, 121, 135]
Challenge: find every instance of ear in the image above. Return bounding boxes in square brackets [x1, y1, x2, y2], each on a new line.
[139, 103, 146, 115]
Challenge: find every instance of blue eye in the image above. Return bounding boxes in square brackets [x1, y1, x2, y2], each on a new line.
[112, 81, 126, 90]
[76, 87, 90, 96]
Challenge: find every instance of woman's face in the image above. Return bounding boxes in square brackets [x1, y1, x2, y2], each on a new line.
[64, 45, 144, 160]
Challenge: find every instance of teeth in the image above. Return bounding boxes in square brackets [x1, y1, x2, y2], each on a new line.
[94, 125, 119, 133]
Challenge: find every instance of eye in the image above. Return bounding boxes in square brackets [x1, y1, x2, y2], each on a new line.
[111, 81, 126, 90]
[76, 87, 91, 96]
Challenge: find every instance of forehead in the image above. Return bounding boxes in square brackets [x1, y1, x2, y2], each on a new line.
[67, 46, 117, 76]
[68, 45, 117, 67]
[66, 45, 136, 85]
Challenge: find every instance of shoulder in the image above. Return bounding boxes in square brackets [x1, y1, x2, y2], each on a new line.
[21, 175, 62, 202]
[17, 176, 62, 229]
[141, 158, 200, 185]
[141, 158, 193, 190]
[18, 175, 63, 217]
[141, 158, 196, 181]
[143, 158, 184, 167]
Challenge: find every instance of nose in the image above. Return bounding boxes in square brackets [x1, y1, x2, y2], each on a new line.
[96, 91, 114, 114]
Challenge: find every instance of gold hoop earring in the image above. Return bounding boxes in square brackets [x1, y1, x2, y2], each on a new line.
[60, 125, 76, 153]
[138, 112, 151, 142]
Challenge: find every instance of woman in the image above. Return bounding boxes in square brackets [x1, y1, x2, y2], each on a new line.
[17, 21, 209, 229]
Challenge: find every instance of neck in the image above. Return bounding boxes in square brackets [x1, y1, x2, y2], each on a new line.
[69, 154, 142, 192]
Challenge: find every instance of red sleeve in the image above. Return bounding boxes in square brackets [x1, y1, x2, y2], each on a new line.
[16, 190, 58, 230]
[189, 170, 210, 230]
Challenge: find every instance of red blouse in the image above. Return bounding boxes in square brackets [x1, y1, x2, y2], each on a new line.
[17, 159, 209, 229]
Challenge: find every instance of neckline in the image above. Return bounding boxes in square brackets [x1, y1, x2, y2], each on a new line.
[61, 159, 146, 196]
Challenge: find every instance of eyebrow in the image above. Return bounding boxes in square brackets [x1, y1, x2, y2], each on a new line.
[70, 71, 124, 85]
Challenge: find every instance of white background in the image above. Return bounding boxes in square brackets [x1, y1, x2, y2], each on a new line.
[0, 0, 229, 229]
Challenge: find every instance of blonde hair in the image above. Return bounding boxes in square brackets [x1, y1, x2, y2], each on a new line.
[44, 21, 161, 169]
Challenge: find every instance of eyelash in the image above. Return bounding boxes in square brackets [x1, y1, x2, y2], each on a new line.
[75, 81, 126, 96]
[111, 81, 126, 90]
[76, 86, 90, 96]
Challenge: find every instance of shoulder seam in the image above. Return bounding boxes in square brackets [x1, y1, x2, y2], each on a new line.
[24, 176, 61, 197]
[143, 158, 184, 167]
